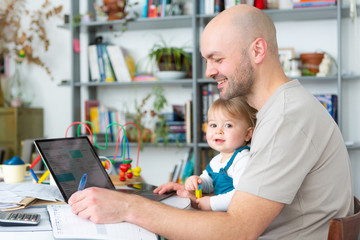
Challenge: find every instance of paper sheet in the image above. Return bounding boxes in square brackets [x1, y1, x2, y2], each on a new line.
[0, 182, 64, 210]
[47, 205, 157, 240]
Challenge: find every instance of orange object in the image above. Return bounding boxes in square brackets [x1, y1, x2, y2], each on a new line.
[300, 53, 324, 74]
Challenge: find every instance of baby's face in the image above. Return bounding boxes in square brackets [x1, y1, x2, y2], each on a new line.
[206, 109, 251, 154]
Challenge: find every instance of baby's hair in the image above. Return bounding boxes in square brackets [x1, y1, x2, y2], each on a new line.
[208, 96, 257, 129]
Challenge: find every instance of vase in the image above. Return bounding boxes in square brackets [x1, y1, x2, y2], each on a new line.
[103, 0, 127, 20]
[300, 53, 324, 74]
[8, 61, 32, 107]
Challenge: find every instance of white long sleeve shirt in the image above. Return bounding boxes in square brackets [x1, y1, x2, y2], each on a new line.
[200, 149, 250, 211]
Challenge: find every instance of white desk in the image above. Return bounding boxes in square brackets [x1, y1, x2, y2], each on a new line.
[0, 195, 190, 240]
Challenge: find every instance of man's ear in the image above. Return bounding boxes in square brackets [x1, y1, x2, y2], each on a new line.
[250, 38, 267, 64]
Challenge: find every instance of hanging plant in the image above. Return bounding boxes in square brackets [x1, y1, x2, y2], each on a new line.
[0, 0, 63, 79]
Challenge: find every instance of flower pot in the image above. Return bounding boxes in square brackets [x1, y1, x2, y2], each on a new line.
[103, 0, 127, 20]
[300, 53, 324, 74]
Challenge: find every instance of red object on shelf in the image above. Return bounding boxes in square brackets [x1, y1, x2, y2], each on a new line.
[254, 0, 267, 9]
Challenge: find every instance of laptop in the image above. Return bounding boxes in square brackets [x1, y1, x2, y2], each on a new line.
[34, 136, 174, 202]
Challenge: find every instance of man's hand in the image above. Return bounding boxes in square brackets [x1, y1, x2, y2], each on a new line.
[69, 187, 133, 224]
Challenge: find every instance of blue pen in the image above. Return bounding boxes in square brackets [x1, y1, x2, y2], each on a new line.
[78, 173, 87, 191]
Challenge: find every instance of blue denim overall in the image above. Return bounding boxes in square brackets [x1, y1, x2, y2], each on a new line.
[206, 146, 250, 195]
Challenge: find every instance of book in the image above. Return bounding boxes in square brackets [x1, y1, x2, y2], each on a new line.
[181, 149, 194, 183]
[201, 85, 209, 141]
[142, 0, 149, 18]
[96, 44, 106, 82]
[84, 100, 100, 133]
[185, 99, 192, 143]
[225, 0, 236, 9]
[101, 45, 116, 82]
[293, 0, 336, 7]
[106, 45, 132, 82]
[215, 0, 225, 13]
[314, 94, 338, 123]
[89, 106, 100, 133]
[205, 0, 215, 14]
[172, 159, 184, 183]
[87, 45, 101, 82]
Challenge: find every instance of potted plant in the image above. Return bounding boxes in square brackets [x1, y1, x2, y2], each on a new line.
[126, 86, 170, 146]
[148, 38, 192, 79]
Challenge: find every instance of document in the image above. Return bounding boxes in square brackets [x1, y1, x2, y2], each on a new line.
[47, 205, 157, 240]
[0, 182, 64, 211]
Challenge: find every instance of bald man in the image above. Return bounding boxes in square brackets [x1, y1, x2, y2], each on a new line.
[69, 5, 353, 239]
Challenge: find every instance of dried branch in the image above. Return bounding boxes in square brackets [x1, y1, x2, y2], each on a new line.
[0, 0, 62, 80]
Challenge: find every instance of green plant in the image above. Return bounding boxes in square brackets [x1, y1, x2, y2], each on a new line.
[148, 38, 192, 72]
[127, 85, 169, 146]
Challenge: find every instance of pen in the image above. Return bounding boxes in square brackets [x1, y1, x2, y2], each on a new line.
[78, 173, 87, 191]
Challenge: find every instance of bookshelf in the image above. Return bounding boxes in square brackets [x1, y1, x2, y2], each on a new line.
[64, 1, 360, 176]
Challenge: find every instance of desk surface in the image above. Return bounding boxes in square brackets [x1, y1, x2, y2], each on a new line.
[0, 181, 190, 240]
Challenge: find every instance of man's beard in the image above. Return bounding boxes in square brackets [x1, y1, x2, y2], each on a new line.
[220, 52, 255, 100]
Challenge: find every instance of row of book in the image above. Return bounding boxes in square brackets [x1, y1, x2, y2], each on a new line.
[198, 90, 337, 142]
[201, 0, 254, 14]
[293, 0, 336, 8]
[200, 84, 220, 142]
[142, 0, 186, 18]
[88, 44, 133, 82]
[84, 100, 193, 143]
[170, 148, 194, 183]
[85, 100, 127, 142]
[157, 102, 193, 143]
[200, 0, 336, 14]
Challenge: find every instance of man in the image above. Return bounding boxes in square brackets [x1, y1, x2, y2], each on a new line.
[69, 5, 353, 239]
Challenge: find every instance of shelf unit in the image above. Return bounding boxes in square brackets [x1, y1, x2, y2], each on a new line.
[66, 1, 359, 175]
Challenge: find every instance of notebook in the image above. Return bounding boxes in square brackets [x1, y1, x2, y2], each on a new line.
[34, 136, 174, 202]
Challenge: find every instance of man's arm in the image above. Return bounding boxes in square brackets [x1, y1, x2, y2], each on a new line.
[69, 187, 284, 239]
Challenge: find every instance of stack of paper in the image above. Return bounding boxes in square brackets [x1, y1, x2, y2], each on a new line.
[0, 183, 64, 211]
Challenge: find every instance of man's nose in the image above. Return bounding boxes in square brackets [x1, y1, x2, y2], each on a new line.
[205, 61, 217, 78]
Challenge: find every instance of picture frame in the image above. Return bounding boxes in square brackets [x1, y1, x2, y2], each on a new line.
[278, 48, 295, 75]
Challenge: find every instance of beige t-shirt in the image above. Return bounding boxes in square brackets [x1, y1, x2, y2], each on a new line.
[237, 80, 353, 239]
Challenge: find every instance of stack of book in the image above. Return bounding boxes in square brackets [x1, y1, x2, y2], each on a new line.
[157, 104, 187, 143]
[293, 0, 336, 8]
[87, 44, 133, 82]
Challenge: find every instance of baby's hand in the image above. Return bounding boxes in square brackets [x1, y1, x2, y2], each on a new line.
[185, 176, 202, 191]
[196, 196, 211, 211]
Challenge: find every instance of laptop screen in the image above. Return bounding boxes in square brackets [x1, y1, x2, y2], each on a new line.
[34, 137, 115, 202]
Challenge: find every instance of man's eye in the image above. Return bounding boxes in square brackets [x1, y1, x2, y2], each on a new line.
[214, 58, 222, 63]
[225, 124, 232, 128]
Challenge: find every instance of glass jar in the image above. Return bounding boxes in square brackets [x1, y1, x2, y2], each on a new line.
[8, 51, 32, 107]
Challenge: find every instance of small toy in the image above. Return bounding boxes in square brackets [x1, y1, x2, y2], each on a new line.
[119, 158, 132, 181]
[99, 156, 114, 174]
[195, 184, 202, 199]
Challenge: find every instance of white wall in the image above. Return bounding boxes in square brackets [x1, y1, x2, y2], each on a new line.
[22, 1, 360, 191]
